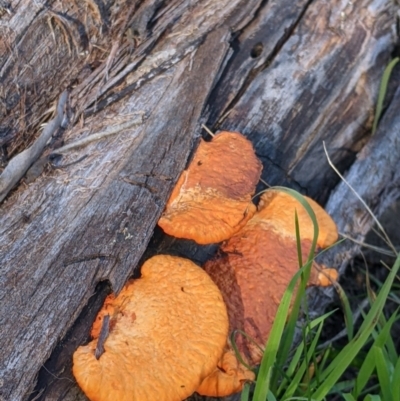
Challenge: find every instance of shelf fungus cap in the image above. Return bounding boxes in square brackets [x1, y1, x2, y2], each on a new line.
[204, 190, 338, 366]
[196, 348, 255, 397]
[73, 255, 229, 401]
[158, 131, 262, 244]
[257, 190, 338, 248]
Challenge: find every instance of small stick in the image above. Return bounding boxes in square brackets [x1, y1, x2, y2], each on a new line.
[259, 177, 271, 188]
[52, 116, 144, 154]
[201, 124, 215, 138]
[0, 91, 68, 202]
[95, 315, 110, 359]
[323, 141, 395, 253]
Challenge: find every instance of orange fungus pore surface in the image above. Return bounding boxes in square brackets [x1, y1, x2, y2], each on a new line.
[73, 255, 229, 401]
[158, 131, 262, 244]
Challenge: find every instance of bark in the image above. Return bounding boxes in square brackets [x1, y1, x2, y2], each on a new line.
[0, 0, 399, 400]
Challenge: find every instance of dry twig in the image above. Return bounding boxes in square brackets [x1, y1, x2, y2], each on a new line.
[0, 91, 68, 203]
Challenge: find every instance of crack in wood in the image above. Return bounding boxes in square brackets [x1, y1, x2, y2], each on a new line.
[63, 254, 119, 267]
[209, 0, 315, 128]
[83, 38, 204, 117]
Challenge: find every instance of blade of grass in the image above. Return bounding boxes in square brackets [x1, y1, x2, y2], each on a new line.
[364, 395, 382, 401]
[277, 336, 305, 396]
[317, 345, 331, 377]
[372, 57, 400, 134]
[333, 280, 354, 341]
[343, 394, 357, 401]
[310, 253, 400, 400]
[360, 383, 380, 397]
[295, 215, 313, 400]
[373, 346, 392, 401]
[353, 310, 398, 397]
[376, 314, 399, 365]
[329, 379, 355, 394]
[241, 382, 251, 401]
[252, 265, 306, 401]
[268, 187, 320, 390]
[231, 329, 264, 371]
[339, 233, 396, 256]
[281, 320, 324, 398]
[391, 356, 400, 401]
[365, 270, 398, 363]
[295, 210, 303, 267]
[277, 311, 336, 397]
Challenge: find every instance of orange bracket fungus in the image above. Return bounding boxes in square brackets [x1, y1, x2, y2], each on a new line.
[158, 131, 262, 244]
[202, 190, 338, 372]
[73, 255, 229, 401]
[196, 348, 255, 397]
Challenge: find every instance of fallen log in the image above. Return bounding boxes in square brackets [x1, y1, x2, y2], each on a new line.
[0, 0, 398, 400]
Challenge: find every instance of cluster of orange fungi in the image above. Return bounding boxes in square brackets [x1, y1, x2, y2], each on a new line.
[73, 131, 339, 401]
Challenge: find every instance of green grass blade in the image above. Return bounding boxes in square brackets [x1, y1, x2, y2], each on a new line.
[352, 347, 376, 399]
[353, 309, 398, 397]
[252, 265, 305, 401]
[270, 187, 319, 384]
[372, 57, 400, 134]
[295, 210, 303, 267]
[376, 314, 399, 364]
[329, 379, 355, 394]
[342, 394, 357, 401]
[276, 311, 335, 396]
[277, 339, 305, 395]
[241, 382, 251, 401]
[310, 253, 400, 400]
[334, 280, 354, 341]
[315, 345, 332, 384]
[391, 356, 400, 401]
[364, 395, 382, 401]
[282, 321, 324, 398]
[231, 329, 263, 371]
[373, 346, 392, 401]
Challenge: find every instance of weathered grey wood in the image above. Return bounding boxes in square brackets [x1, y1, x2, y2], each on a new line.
[213, 0, 396, 204]
[0, 0, 251, 398]
[1, 0, 399, 400]
[308, 80, 400, 317]
[207, 0, 312, 125]
[28, 282, 112, 401]
[326, 82, 400, 266]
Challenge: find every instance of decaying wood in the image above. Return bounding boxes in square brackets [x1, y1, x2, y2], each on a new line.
[0, 0, 399, 400]
[0, 91, 68, 202]
[325, 82, 400, 268]
[214, 0, 395, 204]
[308, 81, 400, 318]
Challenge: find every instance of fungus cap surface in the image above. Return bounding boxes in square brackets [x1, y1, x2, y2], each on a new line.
[73, 255, 229, 401]
[204, 191, 338, 365]
[257, 190, 338, 247]
[158, 131, 262, 244]
[196, 349, 255, 397]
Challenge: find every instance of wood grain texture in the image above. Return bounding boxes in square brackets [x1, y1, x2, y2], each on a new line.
[0, 0, 399, 400]
[325, 82, 400, 267]
[0, 1, 235, 397]
[212, 0, 395, 204]
[308, 80, 400, 319]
